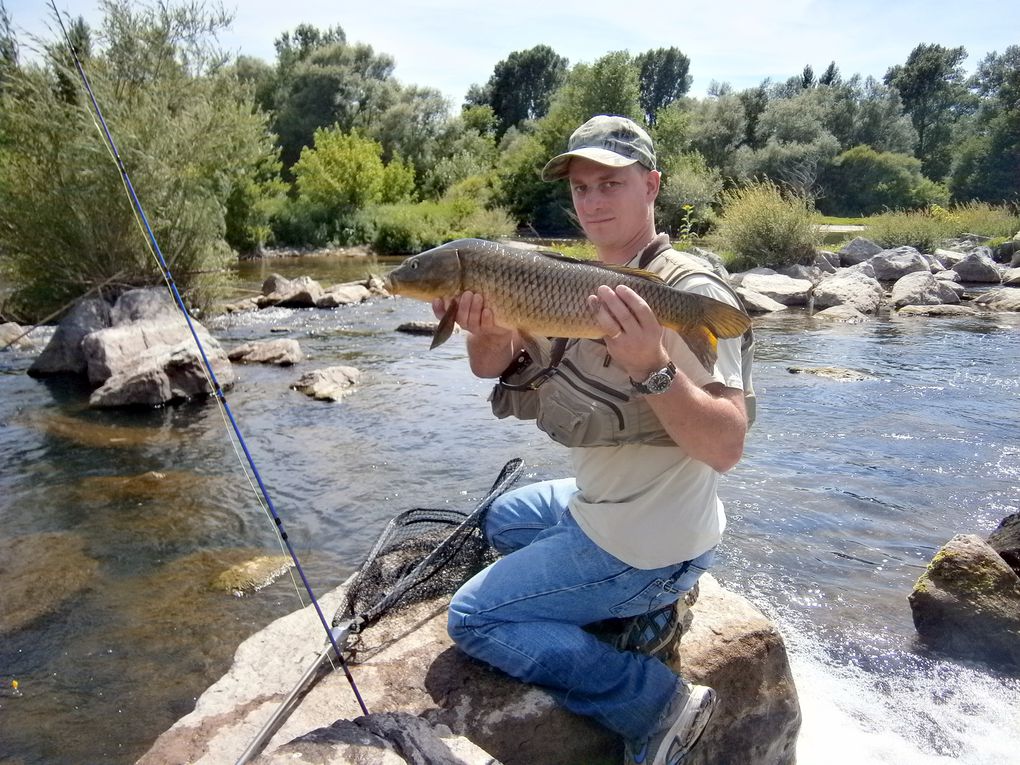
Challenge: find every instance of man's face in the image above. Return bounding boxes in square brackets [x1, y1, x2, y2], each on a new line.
[567, 158, 660, 253]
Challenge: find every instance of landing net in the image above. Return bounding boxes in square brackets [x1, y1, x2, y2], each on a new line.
[332, 458, 524, 634]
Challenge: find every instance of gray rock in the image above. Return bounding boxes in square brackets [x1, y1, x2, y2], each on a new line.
[812, 271, 885, 313]
[871, 247, 931, 281]
[845, 260, 877, 279]
[736, 273, 812, 306]
[933, 248, 967, 268]
[318, 284, 372, 307]
[88, 339, 234, 408]
[1002, 267, 1020, 287]
[776, 263, 826, 285]
[138, 574, 799, 765]
[909, 534, 1020, 668]
[259, 275, 325, 308]
[110, 287, 179, 325]
[787, 366, 875, 381]
[890, 271, 961, 308]
[838, 236, 883, 265]
[953, 252, 1002, 283]
[228, 339, 304, 366]
[28, 298, 111, 376]
[812, 305, 870, 323]
[735, 288, 787, 315]
[0, 322, 36, 350]
[897, 304, 979, 317]
[397, 321, 442, 336]
[686, 247, 731, 280]
[292, 366, 361, 402]
[82, 319, 223, 386]
[974, 287, 1020, 312]
[987, 513, 1020, 579]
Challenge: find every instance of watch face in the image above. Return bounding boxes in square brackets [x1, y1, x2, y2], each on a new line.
[646, 371, 672, 393]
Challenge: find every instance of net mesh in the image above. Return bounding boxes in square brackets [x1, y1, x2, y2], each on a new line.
[332, 458, 524, 632]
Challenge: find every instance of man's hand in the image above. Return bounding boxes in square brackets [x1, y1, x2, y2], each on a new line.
[588, 284, 670, 381]
[432, 291, 518, 378]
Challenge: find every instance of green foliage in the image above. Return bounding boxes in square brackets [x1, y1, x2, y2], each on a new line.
[474, 45, 568, 137]
[358, 196, 514, 255]
[655, 153, 722, 239]
[862, 208, 958, 252]
[687, 93, 748, 175]
[820, 145, 947, 216]
[884, 44, 973, 180]
[713, 180, 821, 269]
[635, 47, 692, 125]
[0, 0, 278, 321]
[947, 202, 1020, 239]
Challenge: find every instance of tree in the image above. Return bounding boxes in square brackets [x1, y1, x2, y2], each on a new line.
[635, 47, 692, 125]
[0, 1, 18, 95]
[270, 34, 398, 169]
[884, 43, 972, 180]
[364, 84, 450, 181]
[687, 92, 748, 174]
[820, 145, 945, 216]
[477, 45, 568, 137]
[0, 0, 279, 320]
[950, 45, 1020, 203]
[818, 62, 840, 87]
[292, 128, 390, 214]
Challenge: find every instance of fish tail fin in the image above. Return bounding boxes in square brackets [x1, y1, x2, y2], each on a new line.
[683, 325, 720, 373]
[701, 298, 751, 340]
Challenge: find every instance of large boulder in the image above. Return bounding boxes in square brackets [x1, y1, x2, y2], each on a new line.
[139, 574, 800, 765]
[952, 252, 1002, 283]
[812, 270, 885, 313]
[82, 319, 223, 386]
[890, 271, 962, 309]
[735, 271, 812, 306]
[88, 338, 234, 408]
[28, 297, 111, 376]
[908, 534, 1020, 667]
[1, 322, 36, 350]
[870, 246, 932, 281]
[987, 513, 1020, 578]
[974, 287, 1020, 312]
[838, 237, 883, 266]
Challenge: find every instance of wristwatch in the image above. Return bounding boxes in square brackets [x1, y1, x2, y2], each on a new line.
[630, 361, 677, 395]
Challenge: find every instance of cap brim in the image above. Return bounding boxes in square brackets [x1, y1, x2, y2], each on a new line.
[541, 148, 640, 181]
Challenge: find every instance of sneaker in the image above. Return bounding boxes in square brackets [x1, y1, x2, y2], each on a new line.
[624, 682, 717, 765]
[615, 603, 682, 662]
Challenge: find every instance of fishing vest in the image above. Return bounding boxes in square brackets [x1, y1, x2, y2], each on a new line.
[488, 235, 756, 448]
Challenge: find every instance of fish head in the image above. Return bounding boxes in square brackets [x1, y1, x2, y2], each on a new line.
[385, 243, 463, 301]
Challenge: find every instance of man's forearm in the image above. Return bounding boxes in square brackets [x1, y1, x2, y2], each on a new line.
[466, 331, 521, 378]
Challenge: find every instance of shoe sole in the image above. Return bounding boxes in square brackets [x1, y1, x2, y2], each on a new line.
[655, 686, 718, 765]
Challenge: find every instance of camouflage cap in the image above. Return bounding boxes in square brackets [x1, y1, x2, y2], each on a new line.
[541, 115, 656, 181]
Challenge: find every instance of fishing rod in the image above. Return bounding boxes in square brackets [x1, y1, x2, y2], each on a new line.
[47, 0, 368, 724]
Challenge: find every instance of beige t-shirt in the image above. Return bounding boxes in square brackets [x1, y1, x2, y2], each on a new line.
[569, 274, 744, 569]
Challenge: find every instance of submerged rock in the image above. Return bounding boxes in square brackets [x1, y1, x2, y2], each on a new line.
[212, 555, 295, 597]
[909, 534, 1020, 668]
[787, 366, 875, 381]
[974, 287, 1020, 312]
[987, 513, 1020, 579]
[0, 532, 100, 635]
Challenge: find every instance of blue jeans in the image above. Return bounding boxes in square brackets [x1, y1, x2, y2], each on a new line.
[447, 478, 715, 741]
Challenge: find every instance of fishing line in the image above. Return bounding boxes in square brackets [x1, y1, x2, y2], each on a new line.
[48, 2, 365, 713]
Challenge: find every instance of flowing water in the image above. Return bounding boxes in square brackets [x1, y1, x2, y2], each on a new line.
[1, 254, 1018, 764]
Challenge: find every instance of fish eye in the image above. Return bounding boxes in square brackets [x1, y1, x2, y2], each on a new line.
[410, 260, 419, 269]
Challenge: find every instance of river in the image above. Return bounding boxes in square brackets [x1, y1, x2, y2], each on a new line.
[1, 254, 1018, 764]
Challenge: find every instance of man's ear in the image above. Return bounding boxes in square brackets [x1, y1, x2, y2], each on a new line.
[646, 169, 662, 200]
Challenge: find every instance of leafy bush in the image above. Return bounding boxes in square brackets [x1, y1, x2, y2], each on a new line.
[0, 4, 278, 321]
[863, 208, 957, 252]
[949, 202, 1020, 239]
[655, 153, 723, 239]
[359, 197, 514, 255]
[713, 180, 820, 269]
[820, 145, 948, 217]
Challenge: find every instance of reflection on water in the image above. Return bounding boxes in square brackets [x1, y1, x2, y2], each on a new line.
[0, 254, 1018, 764]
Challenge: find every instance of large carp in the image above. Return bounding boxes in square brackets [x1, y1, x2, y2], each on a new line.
[386, 238, 751, 373]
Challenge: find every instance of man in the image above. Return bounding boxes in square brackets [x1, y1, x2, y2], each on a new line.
[440, 115, 753, 765]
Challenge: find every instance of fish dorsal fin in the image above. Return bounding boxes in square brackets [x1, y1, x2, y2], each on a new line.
[532, 250, 666, 283]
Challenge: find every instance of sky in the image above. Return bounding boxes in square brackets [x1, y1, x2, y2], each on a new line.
[6, 0, 1020, 108]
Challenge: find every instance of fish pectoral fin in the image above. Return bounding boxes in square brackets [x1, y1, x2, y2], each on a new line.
[430, 299, 459, 349]
[682, 325, 719, 374]
[549, 337, 569, 367]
